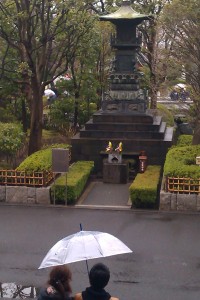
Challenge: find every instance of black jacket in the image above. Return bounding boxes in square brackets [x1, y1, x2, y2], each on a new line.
[38, 287, 72, 300]
[82, 287, 111, 300]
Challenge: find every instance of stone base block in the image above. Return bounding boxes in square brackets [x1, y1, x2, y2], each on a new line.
[103, 161, 128, 184]
[36, 187, 51, 204]
[177, 194, 197, 211]
[171, 194, 177, 210]
[160, 189, 199, 211]
[197, 195, 200, 211]
[6, 186, 28, 203]
[159, 191, 171, 211]
[2, 186, 50, 204]
[0, 186, 6, 202]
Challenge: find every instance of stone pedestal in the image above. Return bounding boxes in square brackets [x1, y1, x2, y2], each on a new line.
[103, 160, 128, 184]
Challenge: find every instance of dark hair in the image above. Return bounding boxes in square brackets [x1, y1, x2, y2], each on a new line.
[89, 263, 110, 290]
[48, 265, 72, 299]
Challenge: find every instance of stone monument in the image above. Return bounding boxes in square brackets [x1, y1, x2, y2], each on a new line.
[71, 0, 173, 176]
[103, 141, 128, 183]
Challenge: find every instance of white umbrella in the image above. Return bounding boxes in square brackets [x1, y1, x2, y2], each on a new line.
[38, 230, 132, 270]
[44, 89, 55, 97]
[174, 83, 187, 89]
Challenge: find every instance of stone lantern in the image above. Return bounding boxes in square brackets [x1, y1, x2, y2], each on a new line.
[100, 0, 149, 114]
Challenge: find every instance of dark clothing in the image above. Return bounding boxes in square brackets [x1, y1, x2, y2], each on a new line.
[82, 287, 111, 300]
[170, 90, 179, 101]
[38, 287, 72, 300]
[180, 90, 187, 101]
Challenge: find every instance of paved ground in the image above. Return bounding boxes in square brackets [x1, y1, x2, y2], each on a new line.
[1, 178, 200, 300]
[76, 181, 131, 209]
[1, 205, 200, 300]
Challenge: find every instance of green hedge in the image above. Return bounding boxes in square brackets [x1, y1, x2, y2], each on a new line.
[164, 145, 200, 179]
[51, 161, 94, 205]
[16, 144, 70, 172]
[176, 135, 193, 146]
[129, 165, 161, 209]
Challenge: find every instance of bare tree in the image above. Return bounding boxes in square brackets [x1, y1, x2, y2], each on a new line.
[163, 0, 200, 144]
[133, 0, 171, 108]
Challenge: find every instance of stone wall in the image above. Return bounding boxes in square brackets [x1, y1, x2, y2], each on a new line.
[160, 177, 200, 211]
[0, 186, 51, 204]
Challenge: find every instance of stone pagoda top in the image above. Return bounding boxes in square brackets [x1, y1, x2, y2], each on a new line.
[99, 0, 149, 23]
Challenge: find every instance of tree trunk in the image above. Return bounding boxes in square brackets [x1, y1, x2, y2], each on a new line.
[192, 120, 200, 145]
[73, 90, 80, 128]
[28, 82, 43, 155]
[21, 97, 28, 133]
[149, 73, 158, 109]
[73, 100, 78, 128]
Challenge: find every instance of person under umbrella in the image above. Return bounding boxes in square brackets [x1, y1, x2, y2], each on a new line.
[74, 263, 119, 300]
[37, 265, 73, 300]
[44, 89, 57, 105]
[38, 230, 132, 272]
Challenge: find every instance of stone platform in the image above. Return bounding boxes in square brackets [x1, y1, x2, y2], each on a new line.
[71, 109, 173, 175]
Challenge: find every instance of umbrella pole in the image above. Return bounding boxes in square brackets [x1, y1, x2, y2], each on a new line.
[80, 223, 90, 277]
[86, 260, 89, 277]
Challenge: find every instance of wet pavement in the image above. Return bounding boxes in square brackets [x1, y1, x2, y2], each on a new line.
[0, 204, 200, 300]
[76, 181, 131, 209]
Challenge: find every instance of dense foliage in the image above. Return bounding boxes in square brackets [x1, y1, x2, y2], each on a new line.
[17, 144, 70, 172]
[0, 122, 25, 157]
[164, 145, 200, 179]
[163, 0, 200, 144]
[157, 103, 174, 127]
[176, 135, 193, 147]
[0, 0, 102, 155]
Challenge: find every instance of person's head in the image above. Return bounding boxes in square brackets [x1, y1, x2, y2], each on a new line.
[48, 265, 72, 297]
[89, 263, 110, 290]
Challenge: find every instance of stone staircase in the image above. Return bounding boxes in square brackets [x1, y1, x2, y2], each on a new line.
[71, 109, 173, 175]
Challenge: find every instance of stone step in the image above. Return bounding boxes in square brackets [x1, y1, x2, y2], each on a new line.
[159, 121, 167, 133]
[73, 132, 171, 143]
[93, 112, 154, 124]
[85, 119, 162, 132]
[79, 129, 166, 139]
[164, 127, 174, 142]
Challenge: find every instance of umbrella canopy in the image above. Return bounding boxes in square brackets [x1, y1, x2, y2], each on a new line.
[44, 89, 55, 97]
[174, 83, 187, 89]
[38, 230, 132, 269]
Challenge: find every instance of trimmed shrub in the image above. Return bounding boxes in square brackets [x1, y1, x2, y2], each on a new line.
[51, 161, 94, 205]
[129, 165, 161, 209]
[17, 144, 70, 172]
[176, 135, 192, 146]
[164, 145, 200, 179]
